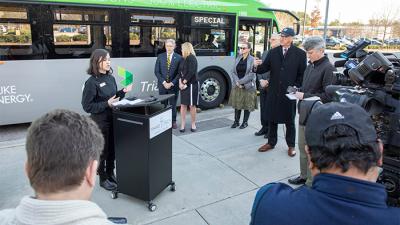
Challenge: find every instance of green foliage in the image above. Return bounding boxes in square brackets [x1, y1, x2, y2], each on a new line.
[130, 33, 139, 40]
[55, 35, 71, 42]
[0, 34, 31, 43]
[72, 34, 88, 41]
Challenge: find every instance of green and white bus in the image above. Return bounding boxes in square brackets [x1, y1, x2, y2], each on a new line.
[0, 0, 298, 125]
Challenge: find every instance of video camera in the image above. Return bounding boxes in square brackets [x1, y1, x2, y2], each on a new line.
[313, 40, 400, 207]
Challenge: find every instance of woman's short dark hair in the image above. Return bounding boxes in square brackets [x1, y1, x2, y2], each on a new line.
[244, 42, 252, 50]
[25, 109, 104, 194]
[87, 49, 111, 76]
[308, 124, 381, 174]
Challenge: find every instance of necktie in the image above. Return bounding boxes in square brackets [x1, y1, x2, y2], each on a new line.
[283, 48, 288, 58]
[166, 53, 171, 82]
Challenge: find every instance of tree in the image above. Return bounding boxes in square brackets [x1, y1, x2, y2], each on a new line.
[293, 11, 311, 26]
[310, 6, 321, 28]
[392, 20, 400, 38]
[329, 19, 341, 26]
[379, 4, 400, 41]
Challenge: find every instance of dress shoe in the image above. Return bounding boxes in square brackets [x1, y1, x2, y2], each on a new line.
[258, 144, 274, 152]
[288, 147, 296, 157]
[190, 128, 196, 132]
[288, 176, 306, 185]
[179, 128, 185, 133]
[254, 128, 266, 136]
[231, 121, 240, 128]
[100, 178, 117, 191]
[172, 122, 178, 129]
[239, 122, 248, 129]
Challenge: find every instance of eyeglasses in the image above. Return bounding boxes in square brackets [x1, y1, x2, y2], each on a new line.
[239, 47, 248, 50]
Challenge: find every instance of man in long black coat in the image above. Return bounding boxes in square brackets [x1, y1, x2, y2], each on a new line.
[254, 28, 307, 157]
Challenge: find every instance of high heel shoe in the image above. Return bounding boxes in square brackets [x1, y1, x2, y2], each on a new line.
[179, 128, 185, 133]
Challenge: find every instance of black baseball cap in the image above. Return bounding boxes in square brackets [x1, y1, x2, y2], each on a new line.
[280, 27, 295, 37]
[305, 102, 377, 147]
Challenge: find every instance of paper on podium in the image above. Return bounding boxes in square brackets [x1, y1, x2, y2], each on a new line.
[112, 98, 143, 106]
[303, 96, 321, 101]
[285, 93, 297, 100]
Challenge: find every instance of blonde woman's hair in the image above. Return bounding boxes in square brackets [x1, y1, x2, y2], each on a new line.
[181, 42, 196, 58]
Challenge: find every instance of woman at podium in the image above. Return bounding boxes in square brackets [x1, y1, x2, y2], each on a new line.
[81, 49, 132, 191]
[179, 42, 199, 132]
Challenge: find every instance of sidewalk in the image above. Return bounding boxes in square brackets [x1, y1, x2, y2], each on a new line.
[0, 106, 300, 225]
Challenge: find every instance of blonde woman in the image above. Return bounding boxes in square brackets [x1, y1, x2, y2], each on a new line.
[179, 42, 199, 132]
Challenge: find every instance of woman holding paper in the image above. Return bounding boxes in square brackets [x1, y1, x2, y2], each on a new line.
[81, 49, 132, 191]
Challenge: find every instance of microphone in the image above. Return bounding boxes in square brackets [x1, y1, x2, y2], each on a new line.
[334, 60, 347, 68]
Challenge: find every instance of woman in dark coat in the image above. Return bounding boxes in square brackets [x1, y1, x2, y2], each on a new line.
[179, 42, 199, 132]
[81, 49, 132, 191]
[228, 42, 257, 129]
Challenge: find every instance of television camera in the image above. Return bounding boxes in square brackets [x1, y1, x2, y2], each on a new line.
[311, 40, 400, 206]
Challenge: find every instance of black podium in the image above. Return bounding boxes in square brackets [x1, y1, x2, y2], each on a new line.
[111, 94, 175, 211]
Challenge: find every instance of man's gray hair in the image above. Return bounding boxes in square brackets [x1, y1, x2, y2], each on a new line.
[303, 36, 326, 51]
[165, 39, 176, 46]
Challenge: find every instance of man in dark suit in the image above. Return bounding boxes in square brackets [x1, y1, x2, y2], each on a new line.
[255, 33, 281, 138]
[154, 39, 182, 129]
[254, 28, 307, 157]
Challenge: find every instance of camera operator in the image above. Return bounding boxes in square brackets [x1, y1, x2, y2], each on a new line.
[288, 36, 336, 186]
[250, 102, 400, 225]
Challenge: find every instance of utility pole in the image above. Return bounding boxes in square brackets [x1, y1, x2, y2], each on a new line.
[302, 0, 308, 39]
[323, 0, 330, 40]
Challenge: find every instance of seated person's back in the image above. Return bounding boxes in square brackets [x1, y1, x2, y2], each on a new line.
[0, 109, 127, 225]
[250, 102, 400, 225]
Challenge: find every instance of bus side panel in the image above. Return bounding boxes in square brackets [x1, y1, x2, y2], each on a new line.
[0, 56, 234, 125]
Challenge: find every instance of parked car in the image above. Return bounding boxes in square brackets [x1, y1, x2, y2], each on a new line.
[325, 37, 342, 47]
[370, 39, 384, 46]
[59, 27, 77, 33]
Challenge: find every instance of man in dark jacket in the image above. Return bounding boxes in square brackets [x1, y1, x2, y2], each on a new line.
[288, 36, 336, 186]
[154, 39, 182, 129]
[254, 33, 280, 138]
[254, 28, 307, 157]
[250, 102, 400, 225]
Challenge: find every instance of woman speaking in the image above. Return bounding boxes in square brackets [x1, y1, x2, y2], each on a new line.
[82, 49, 132, 191]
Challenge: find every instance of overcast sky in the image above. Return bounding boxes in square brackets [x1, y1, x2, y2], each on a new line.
[262, 0, 400, 23]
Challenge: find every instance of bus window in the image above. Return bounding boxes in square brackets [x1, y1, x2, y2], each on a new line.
[191, 29, 228, 51]
[254, 24, 266, 54]
[131, 13, 174, 25]
[129, 26, 140, 46]
[51, 7, 111, 58]
[151, 27, 176, 45]
[0, 6, 33, 60]
[185, 13, 234, 56]
[129, 11, 176, 57]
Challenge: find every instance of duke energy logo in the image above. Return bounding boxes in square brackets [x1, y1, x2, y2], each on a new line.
[118, 66, 134, 87]
[0, 85, 33, 104]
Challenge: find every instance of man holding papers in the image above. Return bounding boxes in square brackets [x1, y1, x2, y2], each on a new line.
[288, 36, 336, 186]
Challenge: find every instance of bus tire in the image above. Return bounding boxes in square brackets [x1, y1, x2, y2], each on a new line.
[198, 70, 227, 109]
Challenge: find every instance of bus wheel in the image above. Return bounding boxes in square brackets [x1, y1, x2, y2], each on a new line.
[199, 70, 226, 109]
